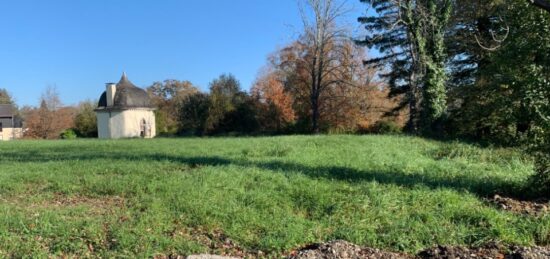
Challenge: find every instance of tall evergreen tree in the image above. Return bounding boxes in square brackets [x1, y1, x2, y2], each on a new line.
[0, 88, 15, 106]
[358, 0, 452, 134]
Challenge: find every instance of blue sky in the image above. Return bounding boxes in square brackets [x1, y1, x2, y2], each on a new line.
[0, 0, 367, 107]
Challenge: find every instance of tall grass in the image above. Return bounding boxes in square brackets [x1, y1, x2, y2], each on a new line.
[0, 135, 547, 257]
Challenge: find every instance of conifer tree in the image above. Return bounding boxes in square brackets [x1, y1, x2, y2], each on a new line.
[358, 0, 452, 133]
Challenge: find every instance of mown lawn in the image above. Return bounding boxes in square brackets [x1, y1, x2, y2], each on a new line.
[0, 135, 548, 257]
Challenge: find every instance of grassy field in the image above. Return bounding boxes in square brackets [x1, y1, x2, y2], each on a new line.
[0, 135, 548, 257]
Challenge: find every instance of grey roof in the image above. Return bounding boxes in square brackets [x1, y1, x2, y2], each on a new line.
[0, 117, 22, 128]
[0, 105, 22, 128]
[98, 73, 153, 109]
[0, 104, 14, 117]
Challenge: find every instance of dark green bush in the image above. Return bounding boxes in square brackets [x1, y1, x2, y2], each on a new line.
[371, 120, 402, 135]
[530, 149, 550, 199]
[60, 129, 77, 139]
[74, 101, 98, 138]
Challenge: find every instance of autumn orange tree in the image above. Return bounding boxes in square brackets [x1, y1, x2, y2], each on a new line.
[292, 0, 351, 133]
[256, 37, 391, 133]
[24, 86, 75, 139]
[251, 69, 296, 133]
[317, 41, 381, 133]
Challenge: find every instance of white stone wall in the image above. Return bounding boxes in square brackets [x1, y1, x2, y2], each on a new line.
[0, 128, 23, 141]
[96, 109, 156, 139]
[96, 111, 115, 139]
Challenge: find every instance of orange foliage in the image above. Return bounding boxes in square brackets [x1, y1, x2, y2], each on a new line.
[260, 41, 407, 133]
[23, 106, 76, 139]
[251, 71, 296, 132]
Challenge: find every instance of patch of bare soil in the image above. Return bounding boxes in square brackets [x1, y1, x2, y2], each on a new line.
[188, 229, 251, 258]
[288, 241, 550, 259]
[0, 193, 126, 216]
[160, 228, 260, 259]
[508, 246, 550, 259]
[418, 244, 505, 258]
[488, 195, 549, 216]
[288, 240, 412, 259]
[156, 255, 239, 259]
[186, 255, 240, 259]
[419, 244, 550, 259]
[50, 194, 124, 206]
[38, 194, 126, 216]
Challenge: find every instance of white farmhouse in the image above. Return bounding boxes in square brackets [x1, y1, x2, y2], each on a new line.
[0, 105, 23, 141]
[95, 73, 156, 139]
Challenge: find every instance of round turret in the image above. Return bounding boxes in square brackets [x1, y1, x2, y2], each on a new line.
[97, 73, 153, 109]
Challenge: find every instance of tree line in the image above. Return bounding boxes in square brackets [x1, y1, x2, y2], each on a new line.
[358, 0, 549, 196]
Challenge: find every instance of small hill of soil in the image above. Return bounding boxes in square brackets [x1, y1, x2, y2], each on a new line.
[288, 240, 411, 259]
[488, 195, 549, 216]
[288, 240, 550, 259]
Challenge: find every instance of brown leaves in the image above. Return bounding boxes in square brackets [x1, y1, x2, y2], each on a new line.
[252, 72, 296, 132]
[23, 106, 76, 139]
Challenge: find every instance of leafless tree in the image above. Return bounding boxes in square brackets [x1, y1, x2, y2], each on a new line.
[296, 0, 351, 133]
[35, 85, 61, 138]
[41, 85, 62, 111]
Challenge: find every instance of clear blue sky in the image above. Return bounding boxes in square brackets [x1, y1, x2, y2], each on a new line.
[0, 0, 367, 107]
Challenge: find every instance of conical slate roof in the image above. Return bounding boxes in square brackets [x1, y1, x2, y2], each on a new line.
[0, 104, 14, 117]
[98, 73, 153, 109]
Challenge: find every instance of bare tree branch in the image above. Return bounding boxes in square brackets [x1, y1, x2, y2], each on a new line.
[473, 16, 510, 51]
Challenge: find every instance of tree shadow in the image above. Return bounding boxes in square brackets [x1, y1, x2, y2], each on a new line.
[0, 145, 525, 198]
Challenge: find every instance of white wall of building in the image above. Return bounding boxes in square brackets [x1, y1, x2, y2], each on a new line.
[0, 128, 23, 141]
[96, 109, 156, 139]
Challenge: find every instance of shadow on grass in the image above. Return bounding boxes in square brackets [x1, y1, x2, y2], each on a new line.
[0, 146, 525, 198]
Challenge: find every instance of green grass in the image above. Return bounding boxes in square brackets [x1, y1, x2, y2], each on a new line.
[0, 135, 548, 257]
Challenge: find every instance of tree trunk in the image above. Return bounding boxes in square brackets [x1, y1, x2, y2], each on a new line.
[311, 94, 320, 134]
[407, 91, 418, 134]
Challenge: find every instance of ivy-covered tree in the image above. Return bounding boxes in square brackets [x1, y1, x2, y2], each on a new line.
[421, 0, 453, 133]
[445, 0, 549, 197]
[358, 0, 452, 134]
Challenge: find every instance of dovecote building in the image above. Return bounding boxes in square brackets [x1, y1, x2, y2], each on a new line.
[95, 73, 156, 139]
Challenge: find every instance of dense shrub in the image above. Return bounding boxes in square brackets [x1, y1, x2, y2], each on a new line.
[73, 101, 97, 138]
[370, 121, 402, 135]
[60, 129, 77, 139]
[178, 74, 261, 136]
[178, 92, 211, 136]
[147, 80, 199, 135]
[532, 156, 549, 198]
[529, 142, 550, 198]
